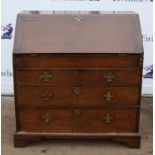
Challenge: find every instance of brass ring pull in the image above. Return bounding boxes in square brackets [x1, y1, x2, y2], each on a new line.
[74, 109, 81, 116]
[102, 114, 113, 123]
[41, 91, 52, 100]
[74, 87, 81, 95]
[103, 91, 114, 101]
[40, 72, 52, 82]
[41, 113, 53, 123]
[104, 73, 116, 82]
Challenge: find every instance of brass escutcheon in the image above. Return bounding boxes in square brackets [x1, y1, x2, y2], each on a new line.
[74, 15, 83, 23]
[103, 91, 114, 101]
[41, 91, 52, 100]
[74, 109, 81, 116]
[74, 87, 81, 95]
[104, 73, 116, 82]
[102, 114, 113, 123]
[41, 113, 53, 123]
[40, 72, 52, 82]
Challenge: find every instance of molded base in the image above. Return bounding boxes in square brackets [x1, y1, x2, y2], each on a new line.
[14, 132, 140, 148]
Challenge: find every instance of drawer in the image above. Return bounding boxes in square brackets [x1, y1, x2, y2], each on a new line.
[14, 54, 141, 69]
[18, 109, 73, 132]
[18, 108, 138, 133]
[73, 108, 138, 133]
[79, 69, 141, 85]
[16, 86, 76, 107]
[15, 69, 141, 86]
[15, 69, 78, 86]
[16, 86, 140, 107]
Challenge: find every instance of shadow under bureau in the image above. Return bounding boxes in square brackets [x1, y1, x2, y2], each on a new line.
[13, 11, 143, 148]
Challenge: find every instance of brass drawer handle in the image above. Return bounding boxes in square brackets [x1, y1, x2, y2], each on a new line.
[41, 91, 52, 100]
[74, 109, 81, 116]
[102, 114, 113, 123]
[74, 87, 81, 95]
[103, 91, 114, 101]
[104, 73, 116, 82]
[41, 113, 53, 123]
[40, 72, 52, 82]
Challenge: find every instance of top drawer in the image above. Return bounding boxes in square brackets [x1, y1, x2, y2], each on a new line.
[14, 54, 142, 69]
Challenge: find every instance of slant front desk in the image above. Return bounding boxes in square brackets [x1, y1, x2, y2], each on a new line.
[13, 11, 143, 148]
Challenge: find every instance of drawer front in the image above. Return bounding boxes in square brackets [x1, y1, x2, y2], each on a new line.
[16, 86, 139, 107]
[74, 86, 139, 106]
[18, 108, 138, 133]
[79, 69, 141, 85]
[15, 69, 78, 86]
[16, 86, 76, 107]
[15, 69, 141, 86]
[73, 108, 138, 133]
[14, 55, 141, 68]
[18, 109, 73, 132]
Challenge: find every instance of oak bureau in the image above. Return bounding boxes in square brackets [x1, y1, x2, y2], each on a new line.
[13, 11, 143, 148]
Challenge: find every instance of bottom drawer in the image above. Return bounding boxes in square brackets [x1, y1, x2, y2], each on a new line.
[18, 108, 138, 133]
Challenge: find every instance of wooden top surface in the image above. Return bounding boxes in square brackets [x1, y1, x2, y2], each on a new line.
[13, 11, 143, 54]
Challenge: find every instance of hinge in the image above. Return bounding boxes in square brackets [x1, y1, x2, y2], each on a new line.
[14, 58, 18, 65]
[139, 56, 143, 67]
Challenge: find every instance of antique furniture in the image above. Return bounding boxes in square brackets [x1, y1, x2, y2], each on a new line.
[13, 11, 143, 148]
